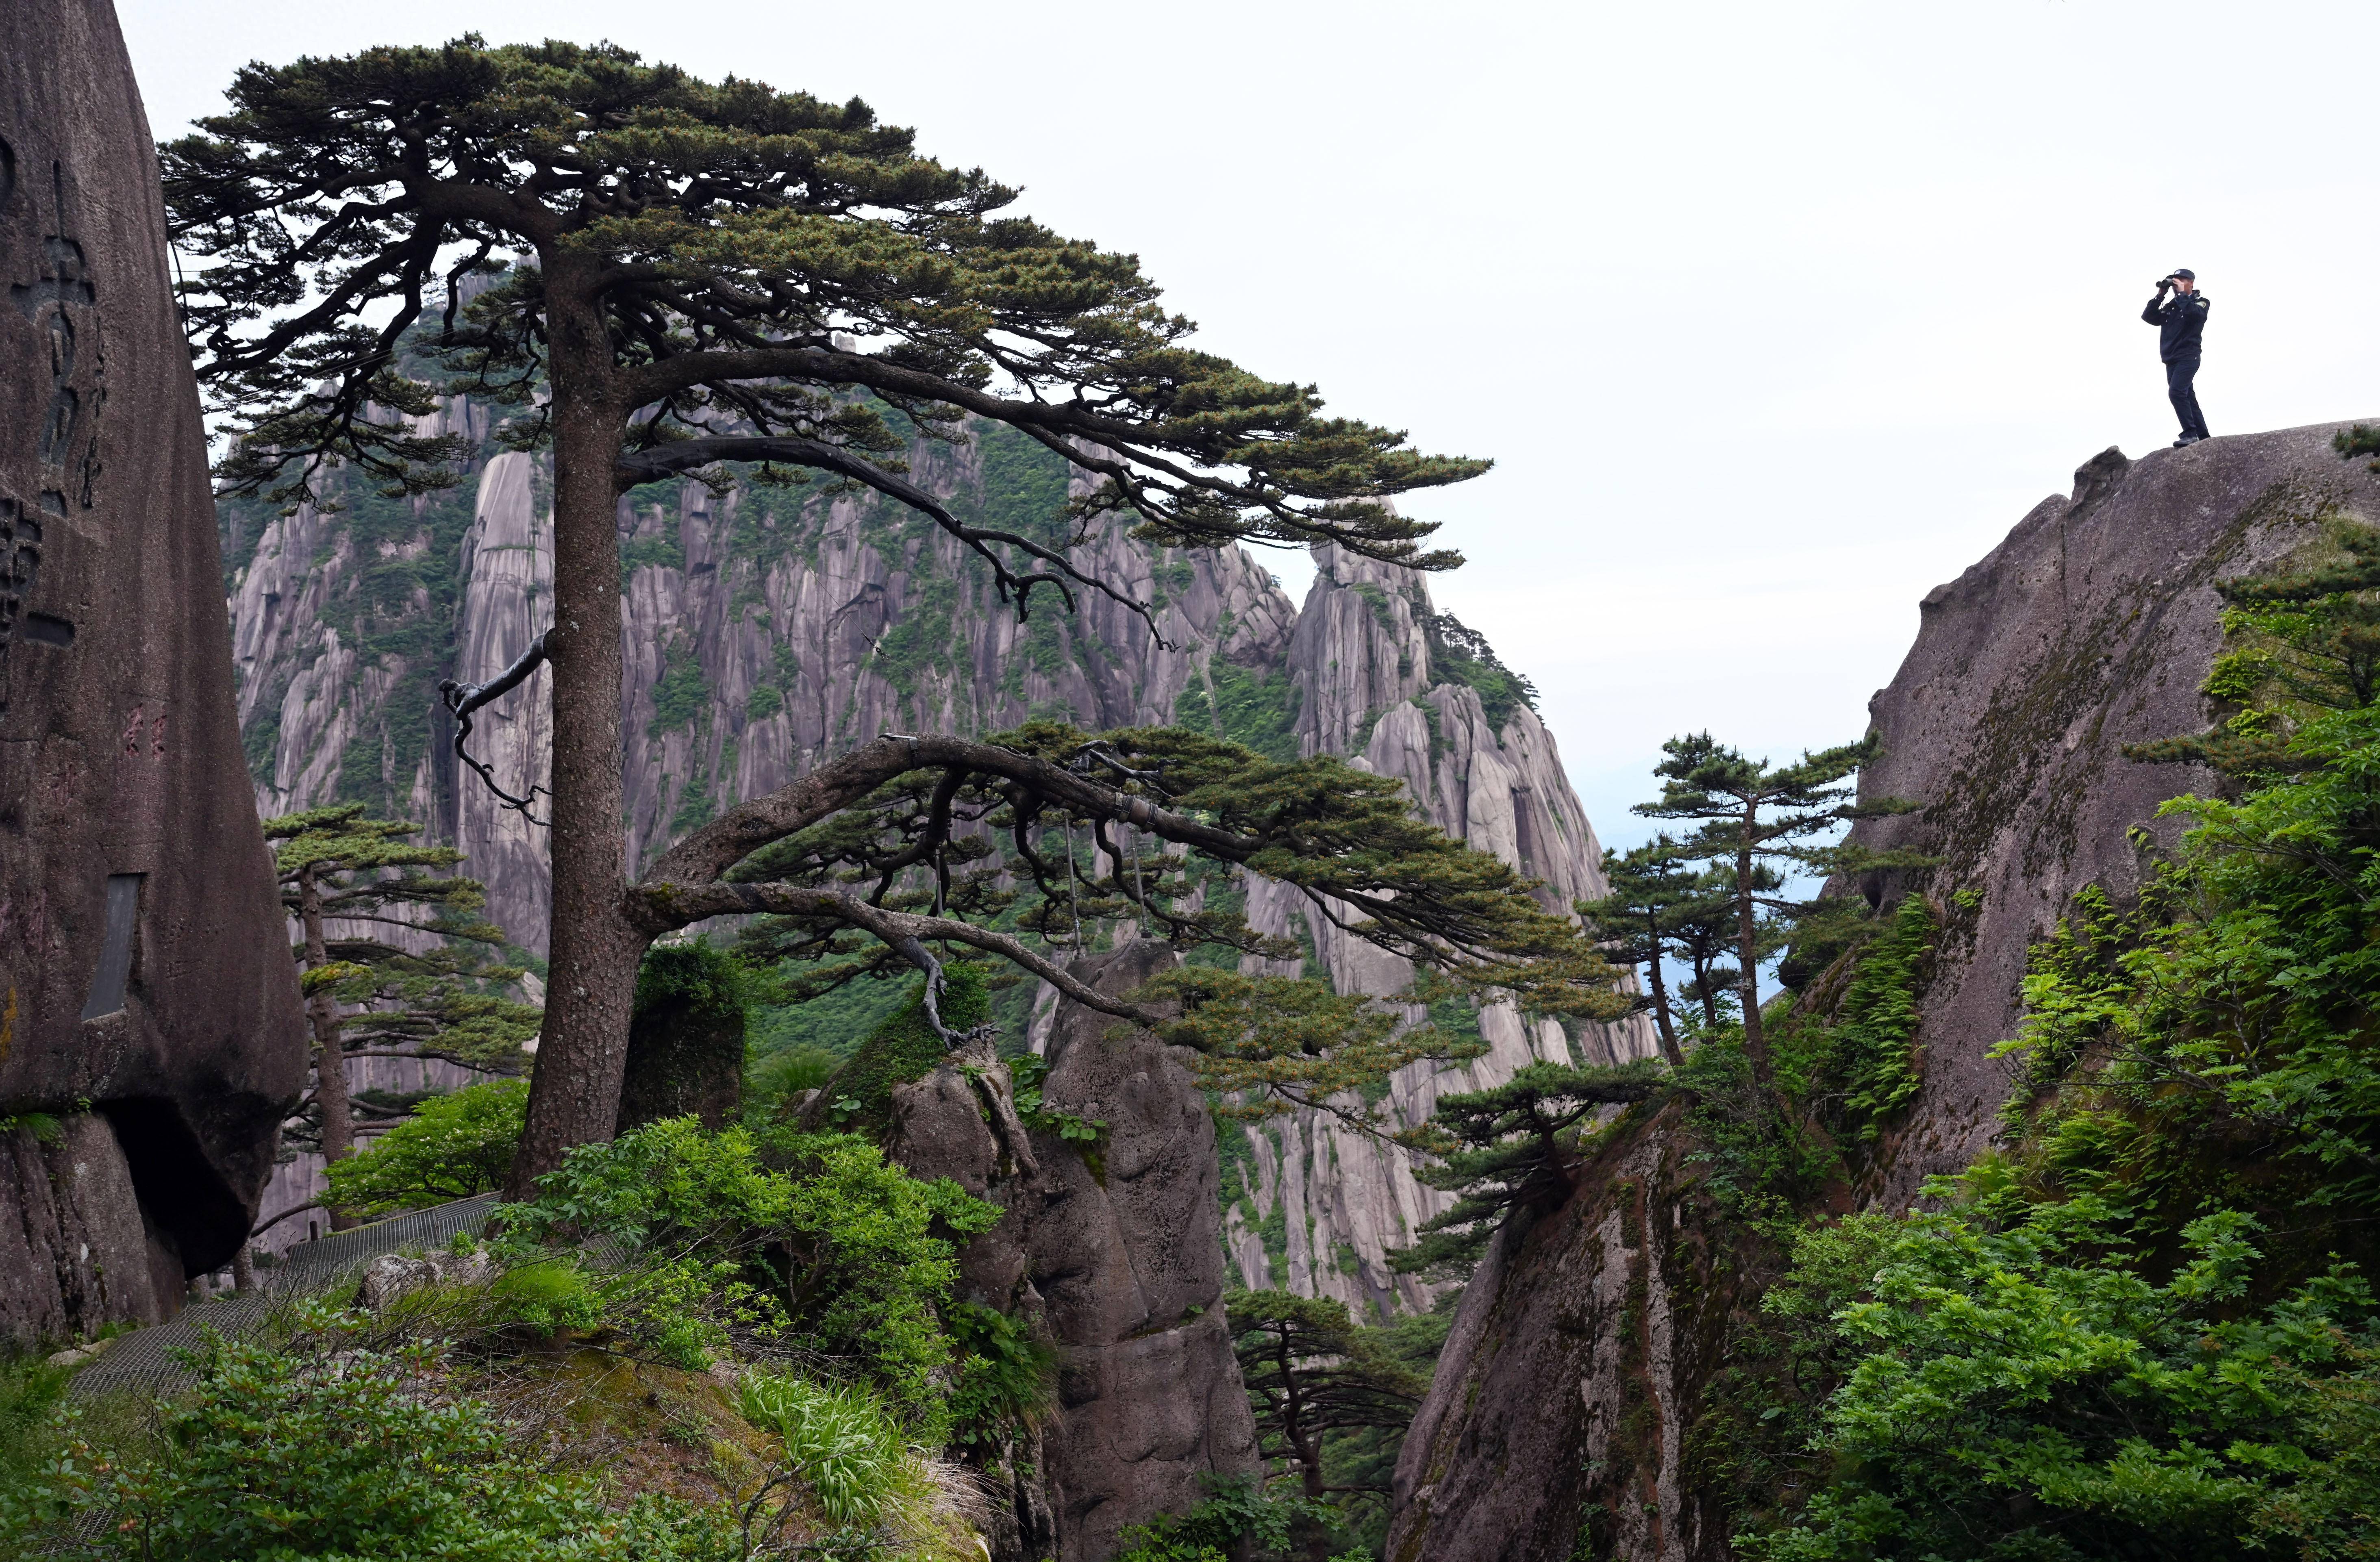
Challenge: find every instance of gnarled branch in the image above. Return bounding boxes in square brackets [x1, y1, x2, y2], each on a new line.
[625, 879, 1152, 1034]
[437, 631, 551, 825]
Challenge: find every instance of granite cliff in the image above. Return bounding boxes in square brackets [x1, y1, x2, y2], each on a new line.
[0, 0, 304, 1345]
[1384, 424, 2380, 1560]
[1844, 424, 2378, 1203]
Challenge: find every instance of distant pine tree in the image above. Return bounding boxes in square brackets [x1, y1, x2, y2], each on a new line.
[1389, 1060, 1661, 1280]
[1632, 734, 1920, 1110]
[263, 804, 538, 1230]
[1226, 1288, 1427, 1561]
[1577, 837, 1704, 1065]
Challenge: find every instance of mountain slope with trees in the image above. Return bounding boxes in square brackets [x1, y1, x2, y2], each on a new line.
[1388, 426, 2380, 1561]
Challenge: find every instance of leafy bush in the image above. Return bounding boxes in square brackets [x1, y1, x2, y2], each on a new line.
[946, 1301, 1057, 1448]
[322, 1077, 527, 1218]
[0, 1351, 70, 1533]
[1746, 536, 2380, 1558]
[3, 1321, 729, 1560]
[1744, 1195, 2380, 1560]
[1113, 1475, 1338, 1562]
[1811, 891, 1934, 1138]
[763, 1130, 1001, 1420]
[499, 1118, 998, 1425]
[637, 937, 759, 1022]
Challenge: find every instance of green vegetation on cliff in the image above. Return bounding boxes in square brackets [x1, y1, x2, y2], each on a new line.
[1724, 528, 2380, 1559]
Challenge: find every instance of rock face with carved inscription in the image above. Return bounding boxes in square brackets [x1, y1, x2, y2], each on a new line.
[0, 0, 306, 1347]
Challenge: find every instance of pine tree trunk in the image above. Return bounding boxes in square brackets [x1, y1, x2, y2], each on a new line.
[1300, 1421, 1334, 1562]
[299, 865, 359, 1231]
[231, 1243, 254, 1294]
[1693, 948, 1719, 1029]
[506, 285, 653, 1198]
[1645, 925, 1682, 1068]
[1276, 1336, 1331, 1562]
[1733, 808, 1784, 1112]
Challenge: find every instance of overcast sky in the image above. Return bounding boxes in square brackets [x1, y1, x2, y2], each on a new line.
[119, 0, 2380, 852]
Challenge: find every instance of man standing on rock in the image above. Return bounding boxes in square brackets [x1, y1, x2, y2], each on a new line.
[2143, 269, 2210, 447]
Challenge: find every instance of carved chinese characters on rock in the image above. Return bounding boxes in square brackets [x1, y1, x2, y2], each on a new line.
[1, 133, 101, 708]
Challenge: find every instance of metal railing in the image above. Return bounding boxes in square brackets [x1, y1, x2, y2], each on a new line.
[66, 1194, 499, 1400]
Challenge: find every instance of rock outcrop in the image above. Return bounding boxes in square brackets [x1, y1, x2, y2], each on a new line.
[1380, 424, 2380, 1559]
[1848, 424, 2376, 1203]
[887, 942, 1261, 1562]
[0, 0, 305, 1345]
[1387, 1101, 1743, 1562]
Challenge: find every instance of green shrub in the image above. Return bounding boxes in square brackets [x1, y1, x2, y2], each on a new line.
[1113, 1475, 1327, 1562]
[636, 938, 757, 1022]
[946, 1302, 1057, 1447]
[3, 1322, 729, 1560]
[0, 1352, 69, 1532]
[764, 1130, 1001, 1421]
[500, 1118, 998, 1425]
[1743, 1197, 2380, 1560]
[322, 1078, 527, 1218]
[1820, 891, 1934, 1138]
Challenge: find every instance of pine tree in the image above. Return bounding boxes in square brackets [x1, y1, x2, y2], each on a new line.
[1576, 836, 1734, 1066]
[1389, 1060, 1661, 1280]
[263, 804, 538, 1228]
[702, 720, 1632, 1128]
[167, 39, 1497, 1185]
[1632, 734, 1919, 1110]
[1226, 1289, 1428, 1561]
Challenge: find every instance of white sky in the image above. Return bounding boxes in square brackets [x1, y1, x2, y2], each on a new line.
[119, 0, 2380, 852]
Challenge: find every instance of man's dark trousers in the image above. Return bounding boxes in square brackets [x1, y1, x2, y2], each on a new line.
[2167, 356, 2209, 441]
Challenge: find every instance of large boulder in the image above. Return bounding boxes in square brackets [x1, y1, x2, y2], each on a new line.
[887, 941, 1261, 1562]
[1847, 425, 2380, 1203]
[0, 0, 306, 1344]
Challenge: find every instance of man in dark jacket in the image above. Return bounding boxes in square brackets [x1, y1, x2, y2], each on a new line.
[2143, 269, 2210, 447]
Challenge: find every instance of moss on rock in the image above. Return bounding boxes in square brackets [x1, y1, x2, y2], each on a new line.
[809, 964, 991, 1139]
